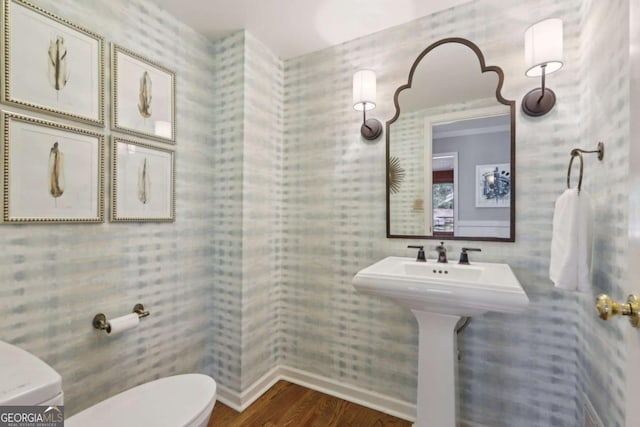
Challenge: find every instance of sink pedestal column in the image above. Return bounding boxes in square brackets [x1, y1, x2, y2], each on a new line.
[411, 310, 461, 427]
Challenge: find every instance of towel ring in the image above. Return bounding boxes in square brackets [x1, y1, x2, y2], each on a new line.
[567, 142, 604, 193]
[567, 150, 584, 192]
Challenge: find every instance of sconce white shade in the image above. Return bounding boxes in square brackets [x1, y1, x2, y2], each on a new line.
[353, 69, 376, 111]
[524, 18, 563, 77]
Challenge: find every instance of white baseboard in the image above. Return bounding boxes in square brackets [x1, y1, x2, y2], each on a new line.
[215, 365, 281, 412]
[215, 364, 416, 422]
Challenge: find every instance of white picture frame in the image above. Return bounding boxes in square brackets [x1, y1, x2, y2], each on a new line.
[2, 111, 105, 223]
[111, 136, 175, 222]
[111, 44, 175, 143]
[2, 0, 105, 126]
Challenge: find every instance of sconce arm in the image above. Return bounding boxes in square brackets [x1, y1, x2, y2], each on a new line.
[537, 64, 547, 104]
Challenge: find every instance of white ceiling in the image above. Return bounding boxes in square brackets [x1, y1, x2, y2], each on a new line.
[150, 0, 473, 59]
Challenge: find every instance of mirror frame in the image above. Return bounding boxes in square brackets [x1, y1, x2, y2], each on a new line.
[386, 37, 516, 242]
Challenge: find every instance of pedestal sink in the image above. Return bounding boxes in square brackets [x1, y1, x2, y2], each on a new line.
[352, 257, 529, 427]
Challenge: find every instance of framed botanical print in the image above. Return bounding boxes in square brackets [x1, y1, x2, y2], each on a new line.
[111, 136, 175, 222]
[111, 44, 175, 143]
[2, 111, 104, 223]
[2, 0, 105, 126]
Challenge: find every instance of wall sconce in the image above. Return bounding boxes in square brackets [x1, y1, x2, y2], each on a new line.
[353, 69, 383, 140]
[522, 18, 563, 116]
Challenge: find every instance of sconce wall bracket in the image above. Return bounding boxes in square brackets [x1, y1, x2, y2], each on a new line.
[522, 87, 556, 116]
[361, 118, 383, 140]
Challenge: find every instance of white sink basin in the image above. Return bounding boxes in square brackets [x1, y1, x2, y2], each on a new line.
[352, 256, 529, 427]
[353, 257, 529, 427]
[352, 256, 529, 316]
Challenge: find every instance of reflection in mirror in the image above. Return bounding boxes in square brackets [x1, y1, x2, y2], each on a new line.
[386, 38, 515, 241]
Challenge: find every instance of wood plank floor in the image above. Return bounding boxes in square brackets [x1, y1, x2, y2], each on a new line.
[207, 380, 412, 427]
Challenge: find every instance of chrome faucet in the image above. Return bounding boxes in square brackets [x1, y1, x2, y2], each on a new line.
[436, 241, 447, 263]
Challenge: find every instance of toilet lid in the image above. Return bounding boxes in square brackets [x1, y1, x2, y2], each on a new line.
[66, 374, 216, 427]
[0, 340, 62, 405]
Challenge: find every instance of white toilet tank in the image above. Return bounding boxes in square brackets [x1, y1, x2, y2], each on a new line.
[0, 340, 63, 406]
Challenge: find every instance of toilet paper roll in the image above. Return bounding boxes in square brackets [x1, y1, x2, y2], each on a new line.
[107, 313, 140, 335]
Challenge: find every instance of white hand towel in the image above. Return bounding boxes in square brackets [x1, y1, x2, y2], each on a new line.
[549, 188, 593, 292]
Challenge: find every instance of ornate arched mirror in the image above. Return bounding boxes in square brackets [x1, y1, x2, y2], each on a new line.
[386, 38, 515, 242]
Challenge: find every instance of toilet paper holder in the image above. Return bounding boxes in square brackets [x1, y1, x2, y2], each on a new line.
[93, 303, 150, 333]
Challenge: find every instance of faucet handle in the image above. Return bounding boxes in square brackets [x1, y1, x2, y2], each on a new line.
[408, 245, 426, 262]
[459, 247, 481, 265]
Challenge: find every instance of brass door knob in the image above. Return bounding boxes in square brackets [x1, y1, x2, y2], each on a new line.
[595, 294, 640, 328]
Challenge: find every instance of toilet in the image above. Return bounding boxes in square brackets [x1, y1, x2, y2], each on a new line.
[0, 340, 64, 406]
[0, 340, 217, 427]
